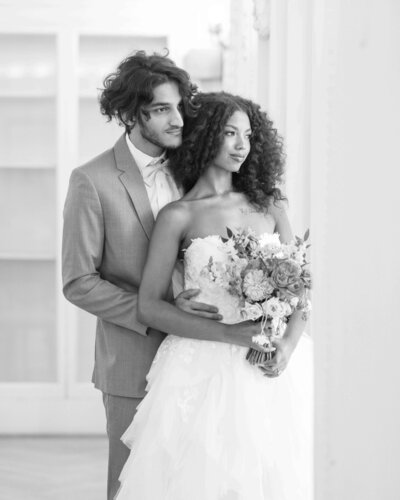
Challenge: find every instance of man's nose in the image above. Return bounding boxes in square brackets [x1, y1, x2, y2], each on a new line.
[170, 107, 184, 127]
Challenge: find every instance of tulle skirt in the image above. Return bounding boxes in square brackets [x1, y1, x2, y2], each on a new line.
[115, 334, 313, 500]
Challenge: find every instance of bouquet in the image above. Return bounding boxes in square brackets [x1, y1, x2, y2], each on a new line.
[223, 227, 312, 365]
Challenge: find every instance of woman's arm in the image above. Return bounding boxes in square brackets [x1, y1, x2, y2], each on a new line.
[138, 203, 262, 347]
[261, 202, 308, 376]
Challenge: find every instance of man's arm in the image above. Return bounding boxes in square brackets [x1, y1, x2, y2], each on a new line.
[62, 168, 147, 336]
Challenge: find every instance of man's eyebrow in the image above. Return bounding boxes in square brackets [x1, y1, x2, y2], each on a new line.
[147, 100, 182, 108]
[147, 102, 171, 108]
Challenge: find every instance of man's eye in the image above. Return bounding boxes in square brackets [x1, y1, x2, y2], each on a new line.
[155, 107, 168, 113]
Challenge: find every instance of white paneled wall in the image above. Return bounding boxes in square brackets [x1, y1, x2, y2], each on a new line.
[310, 0, 400, 498]
[250, 1, 400, 497]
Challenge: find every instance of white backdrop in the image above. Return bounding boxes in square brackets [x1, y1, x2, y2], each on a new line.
[1, 0, 400, 497]
[310, 0, 400, 498]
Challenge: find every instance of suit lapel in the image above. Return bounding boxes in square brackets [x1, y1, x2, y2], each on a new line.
[113, 134, 154, 240]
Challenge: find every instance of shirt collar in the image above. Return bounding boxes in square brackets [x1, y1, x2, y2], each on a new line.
[125, 134, 166, 173]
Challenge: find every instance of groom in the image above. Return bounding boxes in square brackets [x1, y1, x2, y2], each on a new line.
[62, 51, 260, 500]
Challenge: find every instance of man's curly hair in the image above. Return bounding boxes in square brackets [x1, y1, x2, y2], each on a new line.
[168, 92, 286, 211]
[99, 50, 198, 133]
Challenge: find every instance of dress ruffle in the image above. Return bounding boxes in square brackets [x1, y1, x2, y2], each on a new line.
[115, 334, 313, 500]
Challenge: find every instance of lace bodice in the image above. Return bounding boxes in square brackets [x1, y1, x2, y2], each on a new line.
[183, 236, 243, 324]
[183, 232, 282, 325]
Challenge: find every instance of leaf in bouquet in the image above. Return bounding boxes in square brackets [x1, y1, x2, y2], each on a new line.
[303, 228, 310, 242]
[297, 296, 308, 309]
[303, 275, 312, 289]
[247, 240, 260, 255]
[244, 257, 264, 271]
[227, 273, 243, 297]
[263, 257, 278, 273]
[226, 227, 234, 238]
[206, 256, 215, 276]
[295, 235, 303, 245]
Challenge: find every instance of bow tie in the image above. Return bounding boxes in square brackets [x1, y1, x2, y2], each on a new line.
[142, 158, 171, 187]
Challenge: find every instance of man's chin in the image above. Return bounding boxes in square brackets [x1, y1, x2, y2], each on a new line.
[163, 137, 182, 150]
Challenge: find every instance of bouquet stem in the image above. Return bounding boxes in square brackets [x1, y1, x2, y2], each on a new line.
[246, 346, 275, 365]
[247, 317, 275, 365]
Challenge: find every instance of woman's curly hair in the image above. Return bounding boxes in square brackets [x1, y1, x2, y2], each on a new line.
[168, 92, 286, 211]
[99, 50, 198, 133]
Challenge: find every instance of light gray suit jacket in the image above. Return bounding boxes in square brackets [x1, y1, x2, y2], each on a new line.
[62, 134, 171, 398]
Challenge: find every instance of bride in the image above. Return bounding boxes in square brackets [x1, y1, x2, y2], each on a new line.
[115, 92, 313, 500]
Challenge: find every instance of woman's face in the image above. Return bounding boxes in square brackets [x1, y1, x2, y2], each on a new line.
[211, 110, 252, 173]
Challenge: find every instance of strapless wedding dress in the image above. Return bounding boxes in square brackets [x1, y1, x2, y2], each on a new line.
[115, 235, 313, 500]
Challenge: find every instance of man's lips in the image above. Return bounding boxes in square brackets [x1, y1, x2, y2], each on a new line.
[166, 129, 182, 135]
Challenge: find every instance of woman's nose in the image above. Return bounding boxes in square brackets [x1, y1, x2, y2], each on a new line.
[235, 136, 246, 149]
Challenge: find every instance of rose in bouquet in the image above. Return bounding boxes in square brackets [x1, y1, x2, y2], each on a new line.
[225, 227, 312, 365]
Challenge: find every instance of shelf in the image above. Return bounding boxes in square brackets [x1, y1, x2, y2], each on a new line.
[79, 93, 101, 99]
[0, 164, 57, 171]
[0, 92, 57, 98]
[0, 254, 56, 261]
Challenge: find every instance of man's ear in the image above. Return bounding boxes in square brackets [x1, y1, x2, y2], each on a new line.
[123, 114, 136, 127]
[121, 115, 136, 133]
[139, 108, 151, 121]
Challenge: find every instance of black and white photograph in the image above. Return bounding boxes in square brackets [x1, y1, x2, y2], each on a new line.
[0, 0, 399, 499]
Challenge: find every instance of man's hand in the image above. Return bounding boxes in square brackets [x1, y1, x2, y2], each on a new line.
[175, 289, 222, 320]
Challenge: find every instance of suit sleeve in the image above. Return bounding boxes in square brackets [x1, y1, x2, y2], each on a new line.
[62, 168, 148, 336]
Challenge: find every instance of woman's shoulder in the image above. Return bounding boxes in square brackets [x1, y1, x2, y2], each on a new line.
[266, 198, 293, 242]
[156, 199, 194, 226]
[266, 197, 288, 223]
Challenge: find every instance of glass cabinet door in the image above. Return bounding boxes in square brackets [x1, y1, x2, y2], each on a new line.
[0, 34, 58, 385]
[0, 30, 167, 433]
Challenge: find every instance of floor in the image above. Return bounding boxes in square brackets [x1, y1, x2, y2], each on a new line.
[0, 436, 108, 500]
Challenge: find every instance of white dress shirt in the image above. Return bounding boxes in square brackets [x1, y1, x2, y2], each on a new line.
[125, 134, 182, 218]
[125, 134, 184, 295]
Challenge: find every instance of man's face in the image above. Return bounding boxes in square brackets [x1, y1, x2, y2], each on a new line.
[130, 81, 184, 156]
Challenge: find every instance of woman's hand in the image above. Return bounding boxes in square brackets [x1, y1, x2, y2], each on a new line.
[259, 336, 296, 377]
